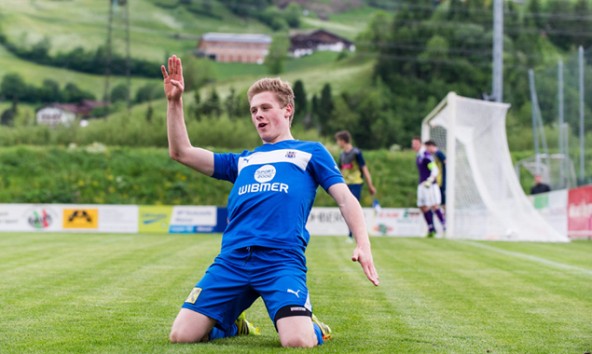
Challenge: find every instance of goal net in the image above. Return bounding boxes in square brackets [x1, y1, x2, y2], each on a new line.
[422, 93, 568, 242]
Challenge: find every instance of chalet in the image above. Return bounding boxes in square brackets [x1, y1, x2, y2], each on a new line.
[36, 100, 106, 126]
[36, 106, 76, 126]
[289, 29, 355, 58]
[196, 33, 272, 64]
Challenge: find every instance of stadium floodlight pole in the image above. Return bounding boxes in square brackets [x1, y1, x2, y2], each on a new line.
[123, 0, 131, 110]
[528, 69, 540, 173]
[578, 46, 585, 184]
[558, 59, 566, 188]
[492, 0, 503, 102]
[104, 0, 115, 106]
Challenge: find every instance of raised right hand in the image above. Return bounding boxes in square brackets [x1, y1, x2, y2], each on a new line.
[161, 55, 185, 101]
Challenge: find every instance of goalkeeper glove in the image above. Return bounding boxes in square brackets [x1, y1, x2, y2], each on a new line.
[422, 180, 433, 188]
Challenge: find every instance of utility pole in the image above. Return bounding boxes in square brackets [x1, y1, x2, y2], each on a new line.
[492, 0, 504, 102]
[578, 46, 585, 184]
[104, 0, 132, 109]
[122, 0, 131, 109]
[104, 0, 114, 105]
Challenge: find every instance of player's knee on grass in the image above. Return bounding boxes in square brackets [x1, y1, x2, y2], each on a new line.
[275, 305, 317, 348]
[169, 309, 215, 343]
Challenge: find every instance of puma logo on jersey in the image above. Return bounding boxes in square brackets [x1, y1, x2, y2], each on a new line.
[287, 289, 301, 298]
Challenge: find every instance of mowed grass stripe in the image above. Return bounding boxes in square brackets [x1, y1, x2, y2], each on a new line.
[1, 233, 591, 353]
[372, 238, 592, 353]
[1, 234, 215, 353]
[372, 239, 508, 353]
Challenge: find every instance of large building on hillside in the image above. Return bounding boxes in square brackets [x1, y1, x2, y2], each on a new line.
[196, 33, 272, 64]
[289, 29, 355, 58]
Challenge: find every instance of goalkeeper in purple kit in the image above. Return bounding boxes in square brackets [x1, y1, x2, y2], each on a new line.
[162, 55, 379, 348]
[411, 137, 446, 238]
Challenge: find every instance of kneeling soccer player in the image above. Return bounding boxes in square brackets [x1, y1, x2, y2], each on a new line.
[161, 55, 380, 348]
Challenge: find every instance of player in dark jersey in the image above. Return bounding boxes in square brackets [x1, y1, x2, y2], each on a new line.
[335, 130, 377, 240]
[162, 55, 379, 348]
[411, 137, 445, 238]
[425, 140, 446, 209]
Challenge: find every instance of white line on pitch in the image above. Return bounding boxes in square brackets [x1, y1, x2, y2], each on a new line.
[461, 241, 592, 277]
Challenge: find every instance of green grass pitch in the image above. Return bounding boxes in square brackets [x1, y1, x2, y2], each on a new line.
[1, 233, 590, 353]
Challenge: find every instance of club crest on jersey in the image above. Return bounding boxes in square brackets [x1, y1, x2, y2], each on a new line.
[285, 151, 296, 158]
[254, 164, 276, 183]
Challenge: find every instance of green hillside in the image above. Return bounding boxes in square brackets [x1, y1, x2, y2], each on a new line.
[0, 0, 381, 108]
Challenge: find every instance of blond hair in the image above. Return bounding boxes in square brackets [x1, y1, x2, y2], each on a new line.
[247, 78, 295, 121]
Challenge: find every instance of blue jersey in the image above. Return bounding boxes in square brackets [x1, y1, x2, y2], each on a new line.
[416, 149, 435, 185]
[213, 140, 344, 253]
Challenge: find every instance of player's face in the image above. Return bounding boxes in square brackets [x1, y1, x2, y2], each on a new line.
[426, 145, 436, 154]
[249, 91, 293, 144]
[336, 138, 346, 149]
[411, 139, 421, 152]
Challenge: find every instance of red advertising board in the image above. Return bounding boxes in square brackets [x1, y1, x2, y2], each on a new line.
[567, 185, 592, 239]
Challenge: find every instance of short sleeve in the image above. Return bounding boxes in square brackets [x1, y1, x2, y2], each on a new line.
[355, 148, 366, 167]
[213, 152, 240, 183]
[308, 143, 345, 191]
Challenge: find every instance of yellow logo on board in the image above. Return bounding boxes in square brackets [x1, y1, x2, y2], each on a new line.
[63, 209, 99, 229]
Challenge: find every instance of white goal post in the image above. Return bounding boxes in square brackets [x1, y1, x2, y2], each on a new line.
[422, 92, 568, 242]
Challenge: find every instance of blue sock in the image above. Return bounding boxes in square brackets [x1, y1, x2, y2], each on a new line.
[208, 324, 238, 341]
[312, 322, 324, 345]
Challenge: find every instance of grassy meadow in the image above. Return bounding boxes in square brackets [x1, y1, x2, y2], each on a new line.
[0, 232, 590, 353]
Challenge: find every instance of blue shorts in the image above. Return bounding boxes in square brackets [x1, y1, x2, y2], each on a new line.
[181, 246, 312, 332]
[348, 183, 363, 201]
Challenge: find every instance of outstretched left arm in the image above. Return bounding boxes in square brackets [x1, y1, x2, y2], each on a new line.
[328, 183, 380, 286]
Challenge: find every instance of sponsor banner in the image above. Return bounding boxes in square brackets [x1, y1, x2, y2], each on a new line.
[529, 190, 568, 237]
[0, 204, 62, 232]
[0, 204, 139, 233]
[169, 206, 218, 233]
[568, 185, 592, 239]
[306, 207, 350, 236]
[369, 208, 427, 237]
[306, 207, 426, 237]
[98, 205, 138, 233]
[139, 206, 173, 234]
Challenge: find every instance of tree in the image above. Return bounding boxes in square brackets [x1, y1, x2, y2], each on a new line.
[135, 83, 159, 103]
[38, 79, 62, 103]
[265, 33, 289, 75]
[199, 87, 222, 118]
[0, 101, 17, 126]
[224, 87, 242, 119]
[0, 73, 28, 102]
[183, 57, 215, 92]
[318, 83, 334, 134]
[284, 3, 302, 28]
[311, 94, 319, 131]
[192, 90, 202, 121]
[546, 0, 573, 50]
[572, 0, 592, 47]
[63, 82, 95, 103]
[356, 11, 391, 54]
[527, 0, 544, 30]
[110, 83, 129, 103]
[292, 80, 307, 126]
[30, 37, 51, 64]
